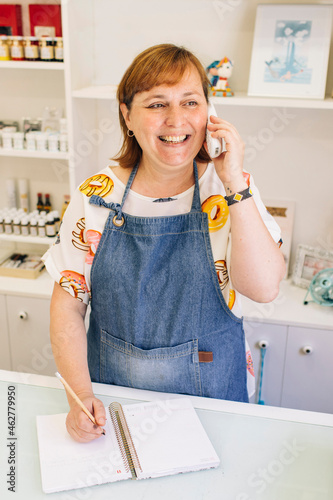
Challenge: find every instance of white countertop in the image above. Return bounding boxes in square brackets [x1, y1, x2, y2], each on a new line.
[242, 279, 333, 330]
[0, 370, 332, 500]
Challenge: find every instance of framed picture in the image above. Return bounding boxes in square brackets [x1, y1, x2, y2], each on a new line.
[248, 4, 333, 99]
[264, 199, 295, 278]
[292, 244, 333, 288]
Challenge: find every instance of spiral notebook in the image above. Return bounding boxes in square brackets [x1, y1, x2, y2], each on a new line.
[36, 397, 220, 493]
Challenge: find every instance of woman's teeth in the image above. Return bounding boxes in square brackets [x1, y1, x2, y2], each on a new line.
[159, 135, 187, 143]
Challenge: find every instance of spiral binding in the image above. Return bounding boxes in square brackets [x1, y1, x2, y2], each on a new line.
[109, 402, 142, 480]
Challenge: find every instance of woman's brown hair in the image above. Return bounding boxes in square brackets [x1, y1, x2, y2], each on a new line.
[112, 43, 211, 168]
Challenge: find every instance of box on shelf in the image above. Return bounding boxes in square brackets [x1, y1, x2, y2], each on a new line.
[0, 253, 45, 279]
[0, 4, 22, 35]
[29, 4, 62, 37]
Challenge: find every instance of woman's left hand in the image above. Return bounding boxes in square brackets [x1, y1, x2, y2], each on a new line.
[206, 115, 246, 191]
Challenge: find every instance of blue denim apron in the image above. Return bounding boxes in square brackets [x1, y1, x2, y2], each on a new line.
[87, 161, 248, 402]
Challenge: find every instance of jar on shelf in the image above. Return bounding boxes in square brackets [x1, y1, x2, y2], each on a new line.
[25, 132, 37, 151]
[47, 133, 60, 152]
[24, 37, 40, 61]
[0, 36, 11, 61]
[35, 132, 48, 151]
[13, 132, 24, 150]
[12, 217, 21, 235]
[39, 37, 54, 62]
[2, 132, 13, 149]
[54, 37, 64, 62]
[59, 133, 68, 152]
[10, 36, 25, 61]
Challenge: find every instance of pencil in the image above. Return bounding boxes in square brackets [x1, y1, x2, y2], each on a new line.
[55, 372, 106, 435]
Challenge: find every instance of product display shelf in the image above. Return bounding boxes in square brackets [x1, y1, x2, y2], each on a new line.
[0, 234, 56, 245]
[0, 61, 65, 70]
[0, 149, 69, 160]
[71, 85, 333, 109]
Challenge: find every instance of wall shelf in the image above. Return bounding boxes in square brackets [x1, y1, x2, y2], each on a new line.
[0, 234, 56, 245]
[0, 61, 64, 70]
[0, 149, 69, 160]
[72, 85, 333, 109]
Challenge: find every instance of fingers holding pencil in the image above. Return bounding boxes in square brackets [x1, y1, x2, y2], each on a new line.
[55, 372, 106, 443]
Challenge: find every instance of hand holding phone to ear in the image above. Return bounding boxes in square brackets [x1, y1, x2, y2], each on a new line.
[206, 101, 246, 191]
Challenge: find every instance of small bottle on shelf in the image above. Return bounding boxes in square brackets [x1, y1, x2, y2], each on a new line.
[37, 193, 44, 213]
[29, 217, 38, 237]
[45, 213, 56, 237]
[12, 217, 21, 235]
[44, 193, 52, 213]
[37, 217, 46, 237]
[21, 217, 29, 236]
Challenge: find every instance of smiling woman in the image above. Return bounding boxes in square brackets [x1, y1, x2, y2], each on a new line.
[42, 43, 285, 443]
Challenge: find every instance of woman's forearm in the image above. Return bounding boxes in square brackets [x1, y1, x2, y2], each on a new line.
[228, 197, 286, 303]
[50, 282, 92, 406]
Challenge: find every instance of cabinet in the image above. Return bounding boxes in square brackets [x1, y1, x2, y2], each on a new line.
[281, 326, 333, 414]
[4, 294, 56, 376]
[244, 320, 333, 414]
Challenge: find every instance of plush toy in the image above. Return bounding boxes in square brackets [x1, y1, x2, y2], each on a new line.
[206, 57, 234, 97]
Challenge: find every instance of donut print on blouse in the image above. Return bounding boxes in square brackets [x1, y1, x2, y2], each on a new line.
[215, 259, 229, 292]
[72, 218, 89, 252]
[79, 174, 114, 198]
[246, 349, 255, 377]
[201, 195, 229, 232]
[59, 270, 89, 301]
[85, 230, 102, 265]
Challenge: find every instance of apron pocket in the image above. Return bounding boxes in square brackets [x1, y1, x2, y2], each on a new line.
[100, 330, 201, 396]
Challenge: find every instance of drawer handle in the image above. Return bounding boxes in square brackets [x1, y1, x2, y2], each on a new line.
[302, 345, 313, 355]
[258, 339, 269, 349]
[18, 311, 28, 320]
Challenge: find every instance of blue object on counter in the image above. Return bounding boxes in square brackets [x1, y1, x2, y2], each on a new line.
[258, 347, 266, 405]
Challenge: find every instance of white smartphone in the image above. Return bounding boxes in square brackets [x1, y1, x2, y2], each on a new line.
[206, 101, 225, 158]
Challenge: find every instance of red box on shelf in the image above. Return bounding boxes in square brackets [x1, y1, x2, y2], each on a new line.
[29, 4, 62, 37]
[0, 4, 23, 35]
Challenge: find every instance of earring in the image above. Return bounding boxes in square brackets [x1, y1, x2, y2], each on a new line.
[127, 129, 135, 137]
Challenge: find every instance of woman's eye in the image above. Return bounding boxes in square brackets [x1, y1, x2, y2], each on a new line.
[185, 101, 198, 107]
[148, 103, 164, 109]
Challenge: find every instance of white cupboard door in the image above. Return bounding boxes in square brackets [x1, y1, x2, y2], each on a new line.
[0, 295, 12, 370]
[244, 321, 288, 407]
[281, 326, 333, 414]
[6, 296, 56, 376]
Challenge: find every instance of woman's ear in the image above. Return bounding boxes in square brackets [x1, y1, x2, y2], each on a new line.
[120, 103, 131, 129]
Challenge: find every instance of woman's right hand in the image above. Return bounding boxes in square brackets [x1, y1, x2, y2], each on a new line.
[66, 393, 106, 442]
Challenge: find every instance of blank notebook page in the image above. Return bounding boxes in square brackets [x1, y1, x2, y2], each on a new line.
[123, 398, 220, 479]
[36, 410, 131, 493]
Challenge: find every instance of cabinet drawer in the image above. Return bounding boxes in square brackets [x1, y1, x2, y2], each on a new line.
[6, 295, 56, 376]
[281, 326, 333, 413]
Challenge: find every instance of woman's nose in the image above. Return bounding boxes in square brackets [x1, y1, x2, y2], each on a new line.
[165, 106, 185, 127]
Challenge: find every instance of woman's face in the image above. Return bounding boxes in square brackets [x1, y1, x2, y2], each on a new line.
[120, 66, 208, 173]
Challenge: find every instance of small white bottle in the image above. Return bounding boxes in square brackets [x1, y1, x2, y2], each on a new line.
[38, 218, 46, 237]
[45, 213, 56, 237]
[12, 217, 21, 235]
[4, 216, 13, 234]
[21, 217, 30, 236]
[29, 217, 38, 237]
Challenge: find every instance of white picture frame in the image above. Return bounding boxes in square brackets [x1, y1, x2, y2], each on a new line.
[248, 4, 333, 99]
[292, 244, 333, 288]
